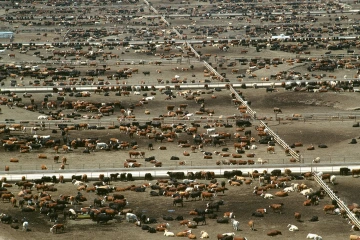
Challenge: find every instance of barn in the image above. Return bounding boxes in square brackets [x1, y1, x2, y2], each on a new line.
[0, 32, 13, 38]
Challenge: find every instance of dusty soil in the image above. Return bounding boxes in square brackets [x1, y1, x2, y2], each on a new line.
[1, 0, 360, 239]
[0, 176, 358, 240]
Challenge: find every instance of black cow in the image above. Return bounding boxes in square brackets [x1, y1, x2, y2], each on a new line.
[162, 216, 174, 221]
[150, 191, 159, 196]
[216, 217, 229, 223]
[96, 188, 109, 196]
[110, 173, 119, 181]
[145, 156, 155, 162]
[190, 191, 201, 201]
[47, 212, 58, 222]
[173, 198, 183, 207]
[72, 175, 82, 181]
[145, 173, 153, 180]
[135, 187, 146, 192]
[318, 144, 328, 148]
[148, 227, 156, 233]
[167, 172, 185, 179]
[309, 216, 319, 222]
[207, 213, 218, 219]
[94, 213, 113, 224]
[170, 156, 179, 160]
[120, 173, 126, 181]
[206, 202, 221, 211]
[0, 214, 12, 224]
[252, 212, 264, 217]
[141, 225, 150, 230]
[175, 215, 184, 221]
[33, 179, 44, 184]
[103, 177, 111, 185]
[193, 216, 206, 225]
[143, 71, 150, 76]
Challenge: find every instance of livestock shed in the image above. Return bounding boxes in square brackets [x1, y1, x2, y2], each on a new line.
[0, 32, 13, 38]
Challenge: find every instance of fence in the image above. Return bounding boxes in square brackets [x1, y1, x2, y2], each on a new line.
[184, 41, 201, 60]
[228, 85, 256, 119]
[313, 172, 360, 229]
[2, 158, 358, 172]
[0, 163, 354, 182]
[259, 120, 300, 162]
[203, 61, 224, 81]
[172, 27, 183, 40]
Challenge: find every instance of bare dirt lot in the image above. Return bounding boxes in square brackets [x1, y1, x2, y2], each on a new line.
[1, 0, 360, 239]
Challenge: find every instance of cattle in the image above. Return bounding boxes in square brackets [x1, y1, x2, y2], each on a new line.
[164, 229, 175, 237]
[267, 230, 282, 236]
[287, 224, 299, 231]
[200, 231, 209, 238]
[350, 235, 360, 240]
[216, 218, 229, 224]
[273, 107, 282, 113]
[309, 216, 319, 222]
[306, 233, 323, 240]
[126, 213, 138, 223]
[294, 212, 301, 221]
[173, 197, 183, 207]
[193, 215, 206, 225]
[167, 171, 185, 179]
[201, 192, 216, 201]
[269, 203, 284, 214]
[231, 219, 240, 231]
[50, 224, 65, 234]
[352, 169, 360, 177]
[323, 204, 336, 214]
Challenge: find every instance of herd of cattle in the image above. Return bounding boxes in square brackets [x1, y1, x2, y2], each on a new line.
[0, 169, 360, 239]
[2, 0, 360, 238]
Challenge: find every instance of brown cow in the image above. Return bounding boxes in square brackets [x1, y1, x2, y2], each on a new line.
[275, 191, 288, 197]
[267, 230, 282, 236]
[38, 154, 47, 159]
[50, 224, 65, 234]
[269, 203, 284, 214]
[201, 192, 215, 201]
[323, 204, 335, 214]
[129, 151, 145, 158]
[294, 212, 301, 221]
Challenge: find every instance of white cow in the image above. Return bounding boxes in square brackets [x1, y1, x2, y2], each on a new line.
[250, 144, 257, 150]
[145, 96, 155, 101]
[287, 224, 299, 231]
[222, 233, 235, 237]
[96, 142, 108, 150]
[200, 231, 209, 238]
[72, 180, 85, 186]
[231, 219, 240, 231]
[133, 91, 141, 95]
[306, 233, 322, 240]
[283, 186, 295, 193]
[300, 188, 313, 195]
[22, 221, 29, 231]
[38, 115, 48, 120]
[164, 229, 175, 237]
[330, 175, 336, 185]
[261, 193, 274, 199]
[126, 213, 138, 222]
[206, 128, 216, 135]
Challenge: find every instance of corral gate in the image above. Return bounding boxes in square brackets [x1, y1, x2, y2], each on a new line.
[259, 120, 300, 162]
[313, 173, 360, 229]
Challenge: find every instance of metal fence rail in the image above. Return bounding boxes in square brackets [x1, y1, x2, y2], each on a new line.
[203, 61, 224, 81]
[229, 85, 256, 119]
[259, 120, 300, 162]
[313, 173, 360, 229]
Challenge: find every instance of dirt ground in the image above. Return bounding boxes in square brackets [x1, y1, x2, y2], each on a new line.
[0, 176, 359, 240]
[1, 0, 360, 239]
